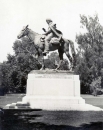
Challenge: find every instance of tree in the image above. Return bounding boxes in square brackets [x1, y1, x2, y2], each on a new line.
[0, 62, 10, 94]
[76, 14, 103, 93]
[0, 37, 42, 93]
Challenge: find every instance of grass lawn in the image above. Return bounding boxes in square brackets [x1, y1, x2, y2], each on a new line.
[0, 94, 103, 130]
[0, 110, 103, 130]
[0, 94, 25, 108]
[81, 94, 103, 109]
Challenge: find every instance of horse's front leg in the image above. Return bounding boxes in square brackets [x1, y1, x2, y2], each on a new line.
[55, 50, 63, 70]
[37, 48, 45, 70]
[40, 54, 45, 70]
[39, 55, 45, 70]
[56, 60, 63, 70]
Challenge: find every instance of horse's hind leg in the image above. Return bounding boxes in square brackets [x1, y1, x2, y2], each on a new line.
[65, 51, 73, 70]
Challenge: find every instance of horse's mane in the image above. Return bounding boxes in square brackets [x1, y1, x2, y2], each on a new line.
[28, 28, 39, 35]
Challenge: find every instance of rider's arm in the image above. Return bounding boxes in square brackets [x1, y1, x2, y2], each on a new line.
[43, 29, 51, 35]
[42, 28, 46, 32]
[49, 24, 62, 38]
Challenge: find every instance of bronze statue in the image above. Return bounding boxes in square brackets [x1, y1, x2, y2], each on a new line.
[17, 21, 76, 70]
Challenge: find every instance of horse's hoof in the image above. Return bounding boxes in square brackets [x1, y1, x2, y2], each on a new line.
[40, 68, 45, 70]
[54, 68, 59, 72]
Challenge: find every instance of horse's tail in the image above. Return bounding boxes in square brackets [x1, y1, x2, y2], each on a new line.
[68, 39, 76, 66]
[68, 40, 76, 55]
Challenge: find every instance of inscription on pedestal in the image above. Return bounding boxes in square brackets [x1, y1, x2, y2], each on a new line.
[28, 70, 79, 80]
[33, 74, 73, 79]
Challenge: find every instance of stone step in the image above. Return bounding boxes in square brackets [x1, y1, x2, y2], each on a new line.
[11, 103, 16, 105]
[16, 102, 30, 106]
[9, 106, 17, 109]
[17, 106, 31, 109]
[4, 101, 31, 109]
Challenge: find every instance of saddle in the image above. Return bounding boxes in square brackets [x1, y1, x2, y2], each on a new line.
[40, 35, 63, 46]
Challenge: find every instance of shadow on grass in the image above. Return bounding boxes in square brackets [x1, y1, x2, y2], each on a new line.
[0, 110, 103, 130]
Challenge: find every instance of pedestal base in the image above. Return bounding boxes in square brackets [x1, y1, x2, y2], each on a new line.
[21, 70, 102, 111]
[22, 96, 85, 110]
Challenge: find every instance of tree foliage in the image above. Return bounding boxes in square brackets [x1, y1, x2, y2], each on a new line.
[76, 14, 103, 93]
[0, 38, 41, 94]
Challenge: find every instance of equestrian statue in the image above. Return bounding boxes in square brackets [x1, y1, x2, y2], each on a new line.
[17, 19, 76, 70]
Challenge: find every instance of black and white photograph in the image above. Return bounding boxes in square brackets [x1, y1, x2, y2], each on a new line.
[0, 0, 103, 129]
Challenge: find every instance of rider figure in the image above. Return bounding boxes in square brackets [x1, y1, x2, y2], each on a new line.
[42, 19, 63, 54]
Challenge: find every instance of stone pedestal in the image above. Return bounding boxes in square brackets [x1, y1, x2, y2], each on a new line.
[22, 70, 86, 110]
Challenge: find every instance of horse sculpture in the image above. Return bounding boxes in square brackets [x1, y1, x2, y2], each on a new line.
[17, 25, 76, 70]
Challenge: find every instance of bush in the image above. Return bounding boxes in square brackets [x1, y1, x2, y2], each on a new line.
[90, 77, 103, 95]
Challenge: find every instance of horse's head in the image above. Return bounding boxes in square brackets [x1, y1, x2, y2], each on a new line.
[17, 25, 29, 39]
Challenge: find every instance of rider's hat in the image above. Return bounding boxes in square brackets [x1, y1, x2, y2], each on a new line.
[46, 18, 53, 24]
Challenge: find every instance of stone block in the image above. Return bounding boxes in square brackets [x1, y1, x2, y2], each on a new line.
[22, 70, 86, 110]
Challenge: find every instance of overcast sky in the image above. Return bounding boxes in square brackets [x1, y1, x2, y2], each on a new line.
[0, 0, 103, 62]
